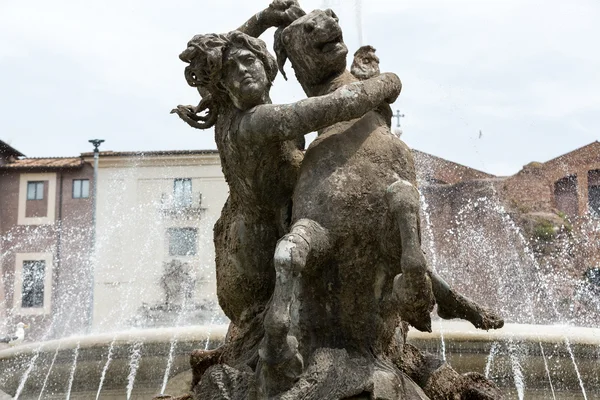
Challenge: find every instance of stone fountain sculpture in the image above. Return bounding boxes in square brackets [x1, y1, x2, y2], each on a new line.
[171, 1, 504, 398]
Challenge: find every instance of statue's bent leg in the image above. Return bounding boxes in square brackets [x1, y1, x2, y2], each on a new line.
[385, 179, 435, 332]
[261, 219, 330, 365]
[259, 219, 329, 397]
[429, 270, 504, 330]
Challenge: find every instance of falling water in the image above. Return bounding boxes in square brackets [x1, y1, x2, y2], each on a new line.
[539, 342, 557, 400]
[95, 338, 116, 400]
[437, 320, 446, 362]
[9, 309, 67, 400]
[126, 341, 144, 400]
[487, 187, 589, 395]
[565, 337, 588, 400]
[160, 335, 178, 395]
[203, 314, 220, 351]
[460, 192, 584, 397]
[484, 341, 500, 379]
[13, 352, 40, 400]
[65, 342, 81, 400]
[419, 190, 446, 361]
[508, 341, 525, 400]
[159, 311, 221, 393]
[37, 344, 61, 400]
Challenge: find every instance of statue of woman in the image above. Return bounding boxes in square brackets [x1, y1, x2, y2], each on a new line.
[172, 28, 401, 377]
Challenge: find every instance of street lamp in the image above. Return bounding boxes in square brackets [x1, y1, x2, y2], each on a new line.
[88, 139, 104, 330]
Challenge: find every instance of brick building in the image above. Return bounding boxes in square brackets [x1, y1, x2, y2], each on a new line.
[0, 140, 94, 339]
[499, 141, 600, 217]
[412, 150, 496, 185]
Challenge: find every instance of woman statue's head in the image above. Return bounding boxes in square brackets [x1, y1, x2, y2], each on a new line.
[180, 31, 278, 110]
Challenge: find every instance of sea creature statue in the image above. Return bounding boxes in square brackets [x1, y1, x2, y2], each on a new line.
[172, 1, 504, 399]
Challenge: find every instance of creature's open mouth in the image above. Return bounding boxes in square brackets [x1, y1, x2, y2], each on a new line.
[318, 34, 343, 53]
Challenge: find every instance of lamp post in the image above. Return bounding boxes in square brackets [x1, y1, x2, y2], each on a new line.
[88, 139, 104, 330]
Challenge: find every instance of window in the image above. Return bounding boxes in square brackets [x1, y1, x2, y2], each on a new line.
[589, 186, 600, 216]
[21, 260, 46, 308]
[27, 181, 44, 200]
[174, 178, 192, 207]
[168, 228, 198, 256]
[554, 175, 578, 217]
[73, 179, 90, 199]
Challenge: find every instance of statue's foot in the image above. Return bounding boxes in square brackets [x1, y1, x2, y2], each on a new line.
[436, 291, 504, 330]
[190, 347, 223, 388]
[394, 271, 435, 333]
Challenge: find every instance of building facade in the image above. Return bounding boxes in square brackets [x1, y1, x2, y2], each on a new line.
[83, 150, 229, 331]
[2, 137, 597, 339]
[413, 149, 496, 185]
[500, 141, 600, 217]
[0, 141, 94, 339]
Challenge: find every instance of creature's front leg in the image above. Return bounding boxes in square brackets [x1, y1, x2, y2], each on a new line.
[259, 218, 330, 397]
[385, 179, 435, 332]
[431, 270, 504, 330]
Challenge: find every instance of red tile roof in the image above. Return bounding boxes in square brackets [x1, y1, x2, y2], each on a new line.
[0, 157, 84, 169]
[80, 149, 219, 157]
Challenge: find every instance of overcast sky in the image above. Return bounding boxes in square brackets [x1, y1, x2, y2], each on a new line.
[1, 0, 598, 176]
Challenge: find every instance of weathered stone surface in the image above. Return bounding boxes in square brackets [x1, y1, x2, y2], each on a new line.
[172, 1, 504, 398]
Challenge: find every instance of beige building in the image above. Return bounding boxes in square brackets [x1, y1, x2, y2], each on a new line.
[84, 150, 228, 331]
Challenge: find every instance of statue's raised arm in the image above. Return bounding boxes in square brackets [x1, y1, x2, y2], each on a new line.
[236, 0, 305, 38]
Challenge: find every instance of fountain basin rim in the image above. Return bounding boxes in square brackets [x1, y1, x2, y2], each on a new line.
[410, 321, 600, 346]
[1, 321, 598, 360]
[0, 324, 228, 359]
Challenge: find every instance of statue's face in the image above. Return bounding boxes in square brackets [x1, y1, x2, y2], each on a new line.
[282, 9, 348, 87]
[222, 48, 269, 110]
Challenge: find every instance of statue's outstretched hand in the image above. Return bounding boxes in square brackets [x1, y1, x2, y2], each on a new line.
[171, 96, 217, 130]
[264, 0, 305, 27]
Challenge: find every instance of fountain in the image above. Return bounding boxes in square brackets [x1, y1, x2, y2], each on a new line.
[2, 1, 600, 399]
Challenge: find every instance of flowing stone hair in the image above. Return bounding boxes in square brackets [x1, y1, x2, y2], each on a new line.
[178, 31, 278, 128]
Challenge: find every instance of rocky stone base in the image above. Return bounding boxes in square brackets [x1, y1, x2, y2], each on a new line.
[176, 344, 503, 400]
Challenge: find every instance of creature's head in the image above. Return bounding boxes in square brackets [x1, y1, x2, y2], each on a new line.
[351, 45, 380, 81]
[274, 9, 348, 90]
[179, 31, 278, 110]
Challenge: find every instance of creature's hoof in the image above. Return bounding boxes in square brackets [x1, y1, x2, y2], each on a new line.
[407, 315, 433, 333]
[436, 292, 504, 331]
[474, 310, 504, 331]
[394, 272, 435, 332]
